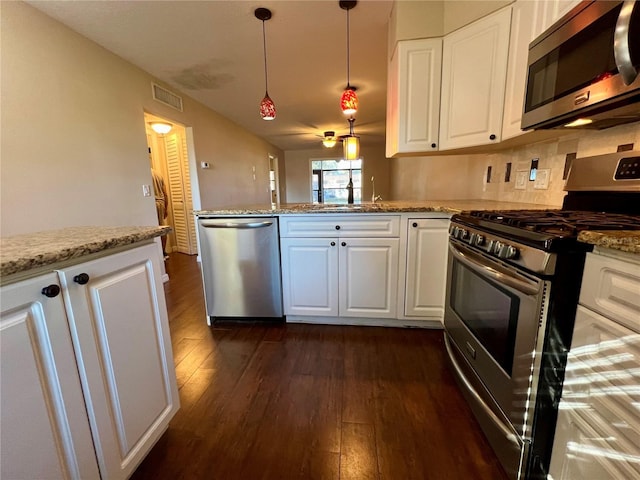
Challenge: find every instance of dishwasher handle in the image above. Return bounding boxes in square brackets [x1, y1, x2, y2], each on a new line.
[199, 220, 274, 229]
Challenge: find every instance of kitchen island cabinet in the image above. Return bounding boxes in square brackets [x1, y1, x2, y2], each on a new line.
[1, 273, 100, 480]
[0, 228, 178, 480]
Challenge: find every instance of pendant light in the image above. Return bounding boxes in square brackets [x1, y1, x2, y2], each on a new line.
[343, 117, 360, 160]
[322, 131, 337, 148]
[339, 1, 358, 116]
[255, 8, 276, 120]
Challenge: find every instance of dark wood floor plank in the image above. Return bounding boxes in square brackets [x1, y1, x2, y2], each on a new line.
[131, 253, 509, 480]
[340, 422, 379, 480]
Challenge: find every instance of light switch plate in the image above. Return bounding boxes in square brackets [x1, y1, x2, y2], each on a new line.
[142, 184, 151, 197]
[515, 171, 527, 190]
[534, 169, 550, 189]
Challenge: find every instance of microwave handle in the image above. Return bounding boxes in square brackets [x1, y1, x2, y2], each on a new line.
[614, 0, 638, 86]
[448, 242, 540, 296]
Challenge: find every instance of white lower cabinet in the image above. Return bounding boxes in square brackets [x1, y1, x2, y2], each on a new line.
[279, 215, 401, 320]
[0, 243, 179, 479]
[280, 237, 339, 316]
[549, 250, 640, 479]
[280, 237, 399, 319]
[404, 218, 450, 319]
[0, 273, 100, 480]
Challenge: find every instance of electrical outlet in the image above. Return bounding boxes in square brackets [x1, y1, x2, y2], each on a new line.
[515, 171, 527, 190]
[142, 184, 151, 197]
[201, 161, 210, 169]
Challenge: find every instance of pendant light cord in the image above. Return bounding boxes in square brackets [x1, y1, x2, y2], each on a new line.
[346, 8, 351, 88]
[262, 20, 269, 94]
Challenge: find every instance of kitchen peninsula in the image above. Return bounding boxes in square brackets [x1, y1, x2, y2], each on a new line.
[0, 226, 179, 480]
[196, 199, 555, 328]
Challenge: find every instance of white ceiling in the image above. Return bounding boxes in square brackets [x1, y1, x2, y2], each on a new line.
[28, 0, 393, 151]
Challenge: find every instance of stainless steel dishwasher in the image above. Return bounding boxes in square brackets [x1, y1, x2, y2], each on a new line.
[197, 217, 283, 321]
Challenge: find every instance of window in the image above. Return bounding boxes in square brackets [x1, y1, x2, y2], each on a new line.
[311, 159, 362, 204]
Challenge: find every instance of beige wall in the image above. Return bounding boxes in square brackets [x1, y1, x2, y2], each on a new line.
[389, 0, 512, 56]
[284, 144, 391, 203]
[388, 123, 640, 206]
[1, 1, 283, 237]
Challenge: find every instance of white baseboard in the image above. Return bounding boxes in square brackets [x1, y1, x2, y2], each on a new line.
[285, 315, 443, 329]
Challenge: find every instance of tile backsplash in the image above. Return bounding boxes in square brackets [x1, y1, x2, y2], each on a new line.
[388, 122, 640, 206]
[478, 123, 640, 206]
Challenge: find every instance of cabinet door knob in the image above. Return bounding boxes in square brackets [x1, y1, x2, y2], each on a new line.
[74, 273, 90, 285]
[341, 242, 347, 247]
[335, 225, 341, 230]
[489, 134, 496, 140]
[412, 222, 418, 228]
[41, 284, 61, 298]
[431, 143, 437, 148]
[330, 241, 336, 246]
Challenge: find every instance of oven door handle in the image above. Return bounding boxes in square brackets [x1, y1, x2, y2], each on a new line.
[444, 335, 522, 444]
[449, 242, 541, 296]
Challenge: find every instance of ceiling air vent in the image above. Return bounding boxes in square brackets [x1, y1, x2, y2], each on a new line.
[151, 83, 183, 112]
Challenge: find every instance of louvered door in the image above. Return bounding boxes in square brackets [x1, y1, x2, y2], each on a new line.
[164, 132, 196, 254]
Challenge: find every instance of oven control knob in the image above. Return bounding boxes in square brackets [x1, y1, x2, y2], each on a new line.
[505, 245, 519, 259]
[450, 226, 459, 237]
[497, 244, 519, 259]
[458, 229, 469, 240]
[471, 234, 485, 247]
[493, 241, 504, 254]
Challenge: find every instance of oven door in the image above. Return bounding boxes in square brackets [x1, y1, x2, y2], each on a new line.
[444, 239, 548, 433]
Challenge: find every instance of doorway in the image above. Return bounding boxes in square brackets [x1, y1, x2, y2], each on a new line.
[145, 113, 198, 255]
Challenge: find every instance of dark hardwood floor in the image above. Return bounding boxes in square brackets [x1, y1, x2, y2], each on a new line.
[132, 253, 508, 480]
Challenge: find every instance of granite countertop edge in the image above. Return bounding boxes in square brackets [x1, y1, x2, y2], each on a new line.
[1, 226, 171, 277]
[195, 199, 560, 216]
[577, 230, 640, 254]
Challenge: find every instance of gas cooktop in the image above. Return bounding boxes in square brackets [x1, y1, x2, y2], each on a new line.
[468, 209, 640, 236]
[452, 209, 640, 254]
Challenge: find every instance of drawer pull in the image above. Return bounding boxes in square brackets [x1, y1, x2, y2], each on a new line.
[335, 225, 341, 230]
[341, 242, 347, 247]
[330, 241, 336, 246]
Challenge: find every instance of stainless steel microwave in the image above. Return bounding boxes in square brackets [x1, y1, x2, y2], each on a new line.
[521, 0, 640, 130]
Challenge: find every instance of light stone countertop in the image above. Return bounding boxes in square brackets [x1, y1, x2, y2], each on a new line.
[578, 230, 640, 254]
[195, 199, 558, 216]
[1, 226, 171, 278]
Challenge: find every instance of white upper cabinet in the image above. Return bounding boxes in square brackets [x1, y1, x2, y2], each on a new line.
[386, 38, 443, 157]
[502, 0, 582, 140]
[532, 0, 582, 40]
[502, 0, 537, 140]
[440, 7, 512, 150]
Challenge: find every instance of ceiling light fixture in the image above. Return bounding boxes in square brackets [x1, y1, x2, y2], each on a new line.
[255, 7, 276, 121]
[150, 122, 173, 134]
[343, 117, 360, 160]
[339, 1, 358, 116]
[322, 131, 337, 148]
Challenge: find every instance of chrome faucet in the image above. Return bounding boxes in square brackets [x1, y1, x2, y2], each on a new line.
[371, 176, 382, 203]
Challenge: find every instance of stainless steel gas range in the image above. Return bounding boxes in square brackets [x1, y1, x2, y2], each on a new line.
[443, 151, 640, 480]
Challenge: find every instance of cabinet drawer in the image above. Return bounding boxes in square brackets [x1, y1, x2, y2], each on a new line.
[579, 252, 640, 331]
[279, 215, 400, 238]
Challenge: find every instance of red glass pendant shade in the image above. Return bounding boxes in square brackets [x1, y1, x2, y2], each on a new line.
[340, 87, 358, 115]
[260, 93, 276, 120]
